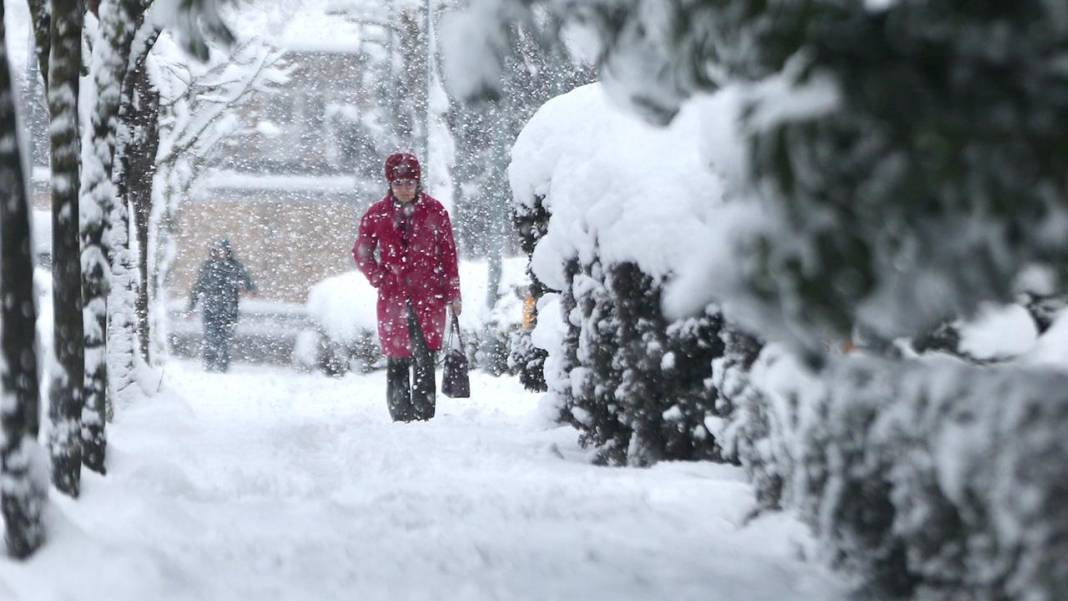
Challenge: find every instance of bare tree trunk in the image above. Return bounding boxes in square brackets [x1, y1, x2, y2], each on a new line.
[26, 0, 50, 89]
[148, 166, 181, 363]
[47, 0, 84, 498]
[0, 4, 47, 559]
[123, 52, 160, 365]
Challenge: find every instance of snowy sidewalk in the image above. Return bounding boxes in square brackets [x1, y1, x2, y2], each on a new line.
[1, 362, 844, 601]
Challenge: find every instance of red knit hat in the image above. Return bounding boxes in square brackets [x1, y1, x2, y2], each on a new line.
[384, 152, 421, 182]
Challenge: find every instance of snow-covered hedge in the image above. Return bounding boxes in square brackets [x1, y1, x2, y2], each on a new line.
[710, 311, 1068, 600]
[511, 83, 731, 465]
[514, 80, 1068, 596]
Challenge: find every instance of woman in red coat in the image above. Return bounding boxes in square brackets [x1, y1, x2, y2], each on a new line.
[353, 153, 462, 422]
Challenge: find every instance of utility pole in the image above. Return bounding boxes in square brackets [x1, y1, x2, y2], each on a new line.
[25, 21, 38, 178]
[423, 0, 431, 166]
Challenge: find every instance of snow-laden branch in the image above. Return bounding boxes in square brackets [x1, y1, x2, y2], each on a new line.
[154, 37, 288, 169]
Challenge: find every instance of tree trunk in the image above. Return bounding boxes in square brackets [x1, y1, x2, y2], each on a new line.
[109, 25, 157, 406]
[148, 166, 181, 364]
[47, 0, 84, 498]
[26, 0, 50, 89]
[0, 4, 47, 559]
[121, 40, 159, 366]
[80, 0, 143, 472]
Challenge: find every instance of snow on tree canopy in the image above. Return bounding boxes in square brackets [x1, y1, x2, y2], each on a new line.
[509, 83, 726, 291]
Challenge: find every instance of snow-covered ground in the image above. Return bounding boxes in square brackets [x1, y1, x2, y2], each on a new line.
[1, 362, 844, 600]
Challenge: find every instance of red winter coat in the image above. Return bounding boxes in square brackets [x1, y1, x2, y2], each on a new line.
[353, 192, 461, 358]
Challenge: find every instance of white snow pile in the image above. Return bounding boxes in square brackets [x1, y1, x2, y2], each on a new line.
[307, 257, 529, 346]
[956, 303, 1039, 361]
[306, 270, 380, 344]
[1023, 310, 1068, 366]
[509, 82, 728, 292]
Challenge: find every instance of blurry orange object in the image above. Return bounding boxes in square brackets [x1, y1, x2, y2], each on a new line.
[522, 294, 537, 331]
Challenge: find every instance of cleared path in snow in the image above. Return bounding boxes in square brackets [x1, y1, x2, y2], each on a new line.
[1, 361, 844, 600]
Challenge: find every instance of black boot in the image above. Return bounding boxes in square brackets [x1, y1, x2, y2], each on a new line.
[387, 357, 414, 422]
[407, 306, 436, 421]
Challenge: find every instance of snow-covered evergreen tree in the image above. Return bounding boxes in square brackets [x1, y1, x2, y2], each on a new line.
[566, 254, 628, 465]
[657, 303, 723, 461]
[0, 5, 47, 558]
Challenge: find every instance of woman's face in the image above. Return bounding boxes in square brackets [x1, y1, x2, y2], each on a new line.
[391, 179, 418, 203]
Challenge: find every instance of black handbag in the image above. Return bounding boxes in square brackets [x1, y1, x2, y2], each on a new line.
[441, 312, 470, 398]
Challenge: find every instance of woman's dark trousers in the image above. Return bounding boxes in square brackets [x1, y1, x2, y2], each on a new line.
[203, 314, 236, 372]
[386, 305, 436, 422]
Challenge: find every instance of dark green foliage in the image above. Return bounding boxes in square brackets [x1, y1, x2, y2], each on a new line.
[1019, 292, 1067, 335]
[551, 258, 582, 428]
[776, 358, 1068, 600]
[473, 320, 511, 376]
[794, 364, 916, 600]
[508, 329, 547, 392]
[570, 256, 628, 465]
[552, 256, 726, 466]
[712, 328, 782, 506]
[735, 0, 1068, 340]
[611, 263, 724, 466]
[661, 310, 725, 460]
[490, 1, 1068, 596]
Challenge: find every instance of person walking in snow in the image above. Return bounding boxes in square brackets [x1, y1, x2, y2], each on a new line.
[353, 153, 462, 422]
[188, 238, 257, 372]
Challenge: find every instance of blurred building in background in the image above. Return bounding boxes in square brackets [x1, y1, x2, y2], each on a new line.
[171, 2, 430, 306]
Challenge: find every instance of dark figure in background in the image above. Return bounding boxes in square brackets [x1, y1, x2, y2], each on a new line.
[353, 153, 462, 422]
[189, 239, 256, 372]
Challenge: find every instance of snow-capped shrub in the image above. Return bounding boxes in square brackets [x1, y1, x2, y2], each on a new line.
[536, 252, 727, 466]
[301, 272, 381, 376]
[510, 83, 730, 465]
[711, 327, 781, 505]
[612, 262, 725, 465]
[508, 328, 547, 391]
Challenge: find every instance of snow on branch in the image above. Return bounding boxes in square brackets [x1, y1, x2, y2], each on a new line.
[153, 35, 289, 170]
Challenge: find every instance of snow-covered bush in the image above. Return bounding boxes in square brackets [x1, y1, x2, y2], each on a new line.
[507, 326, 547, 391]
[510, 83, 729, 465]
[303, 258, 528, 375]
[721, 339, 1068, 601]
[303, 271, 381, 375]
